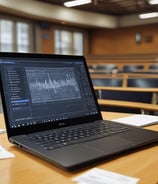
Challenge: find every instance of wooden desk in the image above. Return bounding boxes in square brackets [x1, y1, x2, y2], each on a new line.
[98, 99, 158, 112]
[0, 112, 158, 184]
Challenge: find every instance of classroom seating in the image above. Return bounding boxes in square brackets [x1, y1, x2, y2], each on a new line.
[90, 64, 118, 74]
[99, 90, 153, 113]
[90, 64, 158, 113]
[91, 77, 157, 113]
[127, 78, 158, 88]
[92, 78, 123, 98]
[88, 65, 96, 70]
[122, 65, 144, 72]
[92, 78, 123, 87]
[91, 72, 158, 87]
[86, 54, 158, 72]
[149, 64, 158, 70]
[98, 99, 158, 114]
[95, 64, 117, 70]
[100, 90, 152, 103]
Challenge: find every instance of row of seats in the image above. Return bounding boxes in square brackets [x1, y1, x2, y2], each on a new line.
[92, 78, 158, 114]
[89, 64, 158, 73]
[98, 90, 152, 114]
[92, 78, 158, 88]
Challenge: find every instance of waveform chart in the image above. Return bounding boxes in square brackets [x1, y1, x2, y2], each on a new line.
[26, 68, 81, 103]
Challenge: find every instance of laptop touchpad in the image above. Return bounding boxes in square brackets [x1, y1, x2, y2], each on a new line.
[85, 137, 132, 153]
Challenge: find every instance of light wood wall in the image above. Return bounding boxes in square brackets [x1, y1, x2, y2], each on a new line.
[88, 23, 158, 55]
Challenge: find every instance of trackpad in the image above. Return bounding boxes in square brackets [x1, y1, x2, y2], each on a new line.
[85, 137, 132, 153]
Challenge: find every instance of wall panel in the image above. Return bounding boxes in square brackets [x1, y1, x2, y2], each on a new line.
[89, 24, 158, 55]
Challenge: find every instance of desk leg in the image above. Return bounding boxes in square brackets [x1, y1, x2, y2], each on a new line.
[152, 92, 158, 104]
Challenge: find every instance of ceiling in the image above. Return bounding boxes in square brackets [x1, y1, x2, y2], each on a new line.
[37, 0, 158, 16]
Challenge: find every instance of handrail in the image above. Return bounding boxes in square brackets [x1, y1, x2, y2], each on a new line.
[94, 86, 158, 92]
[90, 73, 158, 78]
[98, 99, 158, 112]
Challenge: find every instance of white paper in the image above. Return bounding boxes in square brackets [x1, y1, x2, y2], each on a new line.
[0, 145, 15, 159]
[73, 168, 139, 184]
[112, 114, 158, 127]
[0, 129, 6, 134]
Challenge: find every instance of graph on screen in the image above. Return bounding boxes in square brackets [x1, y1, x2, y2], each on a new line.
[25, 67, 81, 103]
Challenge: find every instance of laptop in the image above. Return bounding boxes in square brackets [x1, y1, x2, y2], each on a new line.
[0, 52, 158, 171]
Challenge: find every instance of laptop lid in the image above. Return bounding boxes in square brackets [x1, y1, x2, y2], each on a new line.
[0, 52, 102, 138]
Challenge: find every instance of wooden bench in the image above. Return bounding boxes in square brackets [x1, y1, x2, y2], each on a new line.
[86, 54, 158, 72]
[91, 73, 158, 87]
[98, 99, 158, 114]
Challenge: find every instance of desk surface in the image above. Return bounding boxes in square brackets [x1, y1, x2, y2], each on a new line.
[98, 99, 158, 112]
[0, 112, 158, 184]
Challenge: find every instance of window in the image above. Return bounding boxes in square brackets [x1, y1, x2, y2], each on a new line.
[55, 29, 83, 55]
[0, 18, 33, 52]
[17, 22, 30, 52]
[0, 20, 13, 52]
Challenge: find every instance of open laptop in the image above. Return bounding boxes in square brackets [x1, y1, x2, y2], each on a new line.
[0, 52, 158, 171]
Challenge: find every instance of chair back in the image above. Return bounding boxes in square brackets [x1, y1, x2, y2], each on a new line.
[99, 90, 152, 113]
[122, 65, 144, 72]
[127, 78, 158, 88]
[92, 78, 122, 87]
[149, 64, 158, 70]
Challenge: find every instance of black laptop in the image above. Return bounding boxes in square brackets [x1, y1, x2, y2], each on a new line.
[0, 52, 158, 171]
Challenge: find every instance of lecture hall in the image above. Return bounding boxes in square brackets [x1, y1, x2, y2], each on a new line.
[0, 1, 158, 184]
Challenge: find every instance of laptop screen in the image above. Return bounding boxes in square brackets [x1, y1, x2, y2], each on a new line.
[0, 53, 101, 134]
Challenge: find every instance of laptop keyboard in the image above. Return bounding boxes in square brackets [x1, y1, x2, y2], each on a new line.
[24, 121, 132, 151]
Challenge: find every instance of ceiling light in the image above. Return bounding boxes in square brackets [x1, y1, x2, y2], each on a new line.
[64, 0, 92, 7]
[148, 0, 158, 5]
[139, 12, 158, 19]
